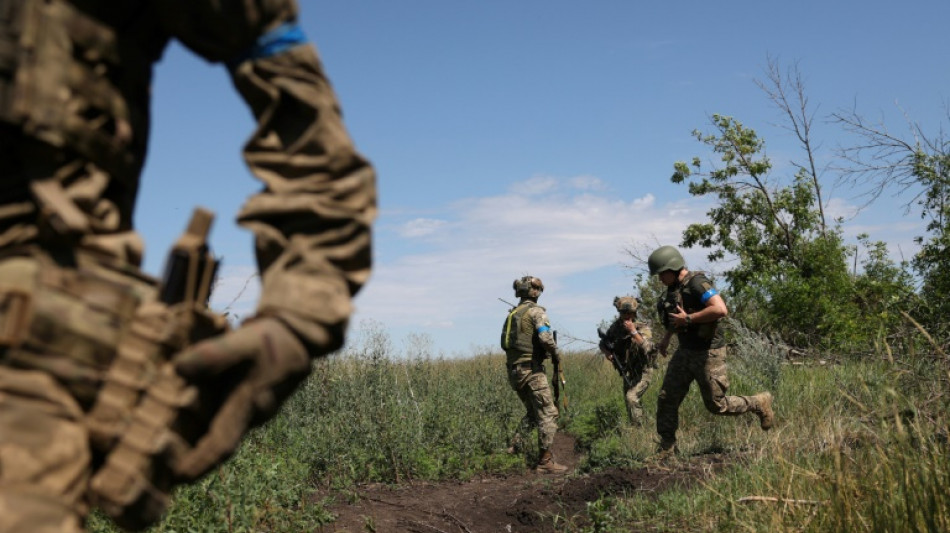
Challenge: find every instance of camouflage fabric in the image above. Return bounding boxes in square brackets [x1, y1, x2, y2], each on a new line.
[0, 367, 88, 533]
[0, 0, 376, 350]
[600, 318, 656, 425]
[507, 363, 559, 452]
[623, 366, 655, 425]
[656, 346, 768, 444]
[0, 0, 374, 529]
[501, 299, 557, 367]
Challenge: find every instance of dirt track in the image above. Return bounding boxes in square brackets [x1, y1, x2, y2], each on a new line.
[317, 433, 726, 532]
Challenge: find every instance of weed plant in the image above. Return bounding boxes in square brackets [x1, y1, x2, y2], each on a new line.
[87, 319, 948, 532]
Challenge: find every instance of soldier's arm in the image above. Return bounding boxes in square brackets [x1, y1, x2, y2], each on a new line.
[531, 307, 558, 359]
[685, 277, 728, 325]
[159, 1, 376, 353]
[689, 294, 727, 322]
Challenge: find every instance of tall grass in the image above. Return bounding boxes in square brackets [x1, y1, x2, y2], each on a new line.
[86, 319, 949, 532]
[89, 322, 527, 532]
[569, 323, 950, 533]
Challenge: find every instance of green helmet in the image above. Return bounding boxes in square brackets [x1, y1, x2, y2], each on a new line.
[648, 245, 685, 275]
[513, 275, 544, 299]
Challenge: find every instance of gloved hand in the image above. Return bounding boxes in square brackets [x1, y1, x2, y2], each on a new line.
[170, 317, 312, 481]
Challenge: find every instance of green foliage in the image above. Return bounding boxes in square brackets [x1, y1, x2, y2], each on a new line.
[572, 327, 950, 533]
[671, 114, 864, 349]
[834, 110, 950, 348]
[910, 150, 950, 340]
[85, 320, 948, 533]
[671, 113, 922, 354]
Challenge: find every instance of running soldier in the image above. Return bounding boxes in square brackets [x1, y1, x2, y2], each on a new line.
[648, 246, 774, 453]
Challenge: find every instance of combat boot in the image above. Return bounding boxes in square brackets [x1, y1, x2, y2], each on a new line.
[752, 392, 774, 430]
[656, 438, 678, 456]
[534, 450, 568, 474]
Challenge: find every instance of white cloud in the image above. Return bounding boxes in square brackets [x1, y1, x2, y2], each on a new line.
[398, 217, 447, 238]
[824, 196, 861, 222]
[569, 175, 608, 191]
[508, 175, 559, 195]
[214, 175, 922, 355]
[351, 176, 702, 348]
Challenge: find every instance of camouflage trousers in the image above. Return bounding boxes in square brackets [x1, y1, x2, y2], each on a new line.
[507, 363, 559, 452]
[621, 365, 654, 426]
[656, 346, 757, 443]
[0, 367, 88, 533]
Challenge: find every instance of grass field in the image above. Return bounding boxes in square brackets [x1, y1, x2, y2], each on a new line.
[87, 319, 949, 532]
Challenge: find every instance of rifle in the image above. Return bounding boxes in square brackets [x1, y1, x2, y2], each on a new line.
[551, 330, 568, 414]
[160, 207, 219, 307]
[597, 326, 634, 388]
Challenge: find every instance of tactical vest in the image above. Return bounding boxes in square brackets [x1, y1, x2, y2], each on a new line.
[501, 301, 539, 364]
[0, 209, 228, 529]
[606, 319, 653, 366]
[0, 0, 166, 181]
[658, 271, 722, 349]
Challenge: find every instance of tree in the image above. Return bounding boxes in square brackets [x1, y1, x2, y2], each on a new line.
[834, 108, 950, 341]
[672, 112, 857, 347]
[669, 60, 876, 350]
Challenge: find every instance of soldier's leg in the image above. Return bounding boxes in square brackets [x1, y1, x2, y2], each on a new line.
[626, 366, 654, 426]
[696, 347, 757, 416]
[0, 368, 90, 533]
[525, 371, 559, 452]
[656, 349, 695, 448]
[508, 366, 538, 452]
[525, 371, 566, 473]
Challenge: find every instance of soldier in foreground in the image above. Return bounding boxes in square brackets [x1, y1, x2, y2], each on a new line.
[598, 296, 658, 427]
[501, 276, 568, 474]
[0, 2, 375, 531]
[648, 246, 773, 453]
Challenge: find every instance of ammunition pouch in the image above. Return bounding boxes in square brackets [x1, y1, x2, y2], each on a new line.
[0, 243, 228, 530]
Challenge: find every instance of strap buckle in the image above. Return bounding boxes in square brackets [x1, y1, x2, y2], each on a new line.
[0, 289, 31, 348]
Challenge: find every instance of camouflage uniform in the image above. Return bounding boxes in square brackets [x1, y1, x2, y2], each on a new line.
[0, 1, 374, 531]
[599, 317, 656, 425]
[655, 272, 772, 448]
[501, 300, 559, 454]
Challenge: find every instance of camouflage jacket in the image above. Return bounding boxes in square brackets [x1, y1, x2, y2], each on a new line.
[501, 300, 557, 367]
[600, 317, 655, 371]
[0, 0, 376, 348]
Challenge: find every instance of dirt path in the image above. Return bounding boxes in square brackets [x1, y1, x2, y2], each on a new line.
[317, 434, 727, 532]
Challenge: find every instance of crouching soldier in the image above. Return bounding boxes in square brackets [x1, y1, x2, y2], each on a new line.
[598, 296, 658, 427]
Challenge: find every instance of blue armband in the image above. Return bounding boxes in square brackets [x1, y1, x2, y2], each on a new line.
[537, 325, 551, 333]
[227, 22, 308, 68]
[700, 288, 719, 304]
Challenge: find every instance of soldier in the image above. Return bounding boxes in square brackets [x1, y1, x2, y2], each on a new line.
[648, 246, 773, 453]
[0, 2, 375, 532]
[501, 276, 568, 474]
[598, 296, 658, 426]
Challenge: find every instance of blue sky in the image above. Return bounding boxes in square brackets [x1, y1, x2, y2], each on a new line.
[136, 1, 950, 356]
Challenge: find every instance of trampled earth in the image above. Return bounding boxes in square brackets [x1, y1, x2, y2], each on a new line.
[316, 433, 728, 532]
